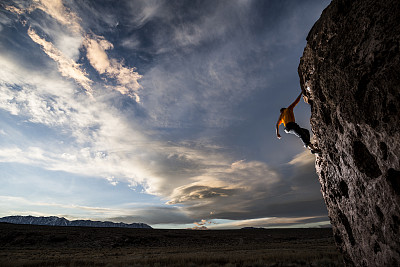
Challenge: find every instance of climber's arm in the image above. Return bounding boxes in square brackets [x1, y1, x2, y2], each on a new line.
[276, 116, 282, 139]
[288, 92, 302, 110]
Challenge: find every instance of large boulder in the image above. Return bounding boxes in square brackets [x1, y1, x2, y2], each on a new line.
[298, 0, 400, 266]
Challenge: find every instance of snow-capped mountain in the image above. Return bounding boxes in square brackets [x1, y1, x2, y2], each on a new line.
[0, 216, 152, 229]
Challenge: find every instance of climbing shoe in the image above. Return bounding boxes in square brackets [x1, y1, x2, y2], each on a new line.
[307, 143, 321, 154]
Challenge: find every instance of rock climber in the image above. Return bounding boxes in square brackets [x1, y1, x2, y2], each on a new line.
[276, 92, 319, 154]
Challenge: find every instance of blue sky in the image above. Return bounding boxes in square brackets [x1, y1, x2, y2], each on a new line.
[0, 0, 331, 229]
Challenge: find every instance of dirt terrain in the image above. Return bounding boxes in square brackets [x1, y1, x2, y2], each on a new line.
[0, 223, 343, 266]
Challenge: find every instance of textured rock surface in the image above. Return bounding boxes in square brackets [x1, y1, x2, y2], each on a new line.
[298, 0, 400, 266]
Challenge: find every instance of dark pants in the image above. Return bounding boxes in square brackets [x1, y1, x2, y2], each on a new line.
[284, 122, 310, 147]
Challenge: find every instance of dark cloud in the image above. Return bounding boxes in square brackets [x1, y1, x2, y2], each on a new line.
[162, 153, 327, 223]
[109, 206, 193, 225]
[167, 185, 241, 204]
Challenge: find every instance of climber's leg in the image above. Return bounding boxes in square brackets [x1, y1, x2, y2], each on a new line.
[284, 122, 311, 147]
[302, 127, 310, 142]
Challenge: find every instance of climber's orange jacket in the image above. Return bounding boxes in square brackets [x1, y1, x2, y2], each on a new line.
[277, 93, 301, 126]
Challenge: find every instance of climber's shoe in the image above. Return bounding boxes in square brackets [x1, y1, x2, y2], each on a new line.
[307, 143, 321, 155]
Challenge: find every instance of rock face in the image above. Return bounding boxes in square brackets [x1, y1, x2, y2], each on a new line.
[298, 0, 400, 266]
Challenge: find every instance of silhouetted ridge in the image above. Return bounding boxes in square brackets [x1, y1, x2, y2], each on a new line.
[0, 216, 152, 229]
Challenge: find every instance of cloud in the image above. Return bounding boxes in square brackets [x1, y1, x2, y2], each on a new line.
[123, 0, 253, 53]
[194, 219, 209, 226]
[192, 219, 216, 229]
[0, 51, 149, 185]
[125, 0, 166, 29]
[4, 4, 25, 15]
[167, 186, 239, 204]
[165, 160, 279, 218]
[209, 216, 331, 229]
[128, 1, 272, 128]
[83, 34, 142, 101]
[288, 150, 315, 166]
[162, 152, 326, 223]
[139, 43, 262, 128]
[109, 206, 193, 225]
[84, 35, 113, 73]
[0, 50, 233, 200]
[0, 194, 329, 228]
[32, 0, 83, 33]
[0, 51, 326, 223]
[0, 54, 95, 133]
[6, 0, 142, 101]
[0, 83, 326, 224]
[27, 27, 93, 96]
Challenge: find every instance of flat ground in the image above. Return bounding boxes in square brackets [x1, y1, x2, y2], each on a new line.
[0, 223, 343, 267]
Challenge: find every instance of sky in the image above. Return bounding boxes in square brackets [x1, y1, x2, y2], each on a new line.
[0, 0, 331, 229]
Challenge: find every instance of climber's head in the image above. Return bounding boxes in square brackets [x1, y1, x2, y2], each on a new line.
[280, 108, 286, 113]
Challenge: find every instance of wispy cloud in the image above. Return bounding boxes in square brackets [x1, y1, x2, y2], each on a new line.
[0, 50, 231, 198]
[4, 4, 25, 15]
[84, 34, 142, 101]
[109, 206, 193, 225]
[129, 1, 267, 128]
[288, 150, 315, 166]
[209, 216, 331, 229]
[5, 0, 142, 101]
[33, 0, 82, 33]
[125, 0, 165, 30]
[27, 27, 93, 96]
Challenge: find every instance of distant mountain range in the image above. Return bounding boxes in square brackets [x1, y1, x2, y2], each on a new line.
[0, 215, 152, 229]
